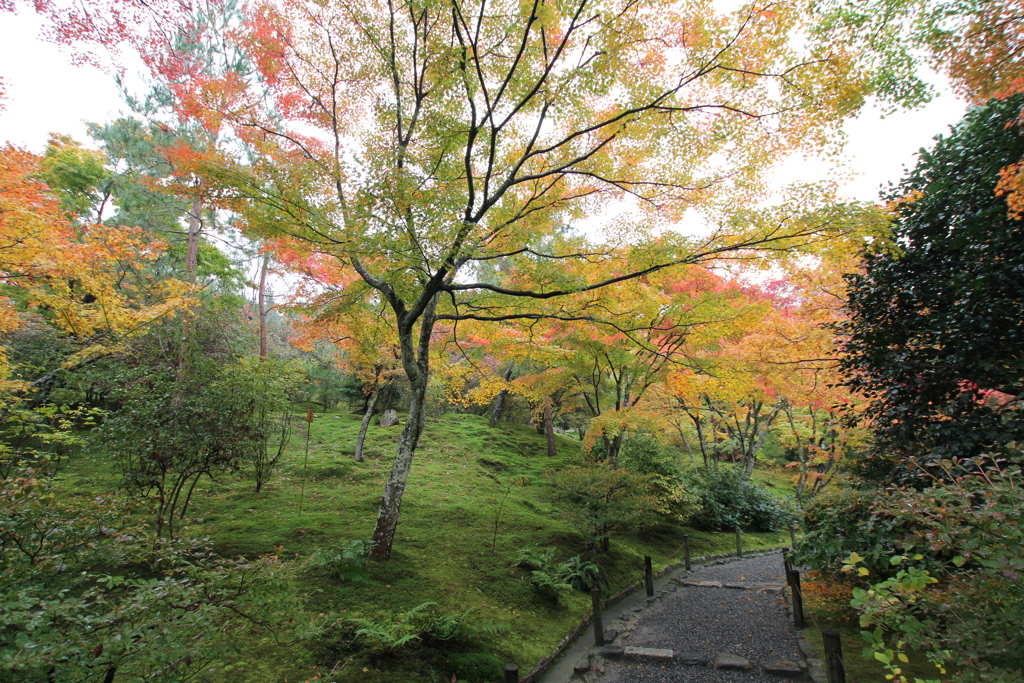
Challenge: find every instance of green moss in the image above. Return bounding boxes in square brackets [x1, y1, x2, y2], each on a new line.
[56, 409, 789, 682]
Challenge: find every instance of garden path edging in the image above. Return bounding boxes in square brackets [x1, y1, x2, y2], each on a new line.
[524, 545, 790, 683]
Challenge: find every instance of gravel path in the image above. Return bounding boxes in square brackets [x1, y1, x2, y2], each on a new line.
[597, 552, 804, 683]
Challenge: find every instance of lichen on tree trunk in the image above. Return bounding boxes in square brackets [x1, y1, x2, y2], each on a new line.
[367, 293, 438, 560]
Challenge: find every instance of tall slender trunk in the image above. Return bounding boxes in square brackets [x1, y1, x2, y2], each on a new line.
[185, 195, 203, 283]
[544, 399, 557, 457]
[368, 294, 438, 560]
[257, 252, 269, 358]
[785, 405, 809, 507]
[742, 401, 782, 480]
[693, 413, 709, 471]
[354, 389, 379, 463]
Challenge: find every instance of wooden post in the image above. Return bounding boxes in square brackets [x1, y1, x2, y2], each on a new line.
[783, 549, 793, 575]
[683, 535, 691, 571]
[823, 629, 845, 683]
[787, 569, 805, 628]
[789, 524, 797, 548]
[504, 663, 519, 683]
[735, 527, 743, 557]
[644, 555, 654, 597]
[591, 588, 605, 646]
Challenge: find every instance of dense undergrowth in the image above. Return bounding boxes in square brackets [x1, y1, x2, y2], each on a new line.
[53, 407, 790, 683]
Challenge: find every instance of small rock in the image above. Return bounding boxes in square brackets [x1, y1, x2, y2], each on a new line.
[713, 653, 754, 670]
[573, 657, 591, 675]
[603, 628, 619, 642]
[763, 659, 803, 676]
[600, 646, 624, 658]
[678, 652, 709, 666]
[761, 586, 784, 594]
[624, 646, 674, 661]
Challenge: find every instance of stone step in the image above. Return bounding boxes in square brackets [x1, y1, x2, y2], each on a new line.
[623, 646, 675, 661]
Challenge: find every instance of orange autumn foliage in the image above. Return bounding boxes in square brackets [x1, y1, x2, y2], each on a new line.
[0, 144, 193, 388]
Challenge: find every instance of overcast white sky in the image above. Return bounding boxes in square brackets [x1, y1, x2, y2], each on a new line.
[0, 7, 968, 204]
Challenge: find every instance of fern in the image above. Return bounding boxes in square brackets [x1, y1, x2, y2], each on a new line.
[513, 546, 558, 572]
[308, 539, 371, 583]
[558, 555, 609, 592]
[346, 603, 435, 653]
[409, 605, 512, 644]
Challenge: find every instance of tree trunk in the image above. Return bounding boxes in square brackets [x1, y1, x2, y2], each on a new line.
[257, 252, 269, 358]
[368, 293, 438, 560]
[742, 401, 782, 480]
[544, 399, 557, 458]
[185, 195, 203, 283]
[488, 365, 514, 426]
[603, 432, 623, 467]
[368, 374, 427, 559]
[354, 389, 379, 463]
[785, 406, 809, 507]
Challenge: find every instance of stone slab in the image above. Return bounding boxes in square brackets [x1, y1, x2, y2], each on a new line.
[600, 646, 624, 658]
[678, 652, 709, 666]
[724, 583, 746, 589]
[713, 653, 754, 670]
[623, 646, 675, 661]
[573, 657, 591, 675]
[682, 580, 723, 588]
[763, 659, 804, 676]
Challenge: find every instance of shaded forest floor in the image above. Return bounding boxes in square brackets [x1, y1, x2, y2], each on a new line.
[60, 407, 791, 683]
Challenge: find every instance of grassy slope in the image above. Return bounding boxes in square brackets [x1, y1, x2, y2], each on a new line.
[61, 407, 789, 683]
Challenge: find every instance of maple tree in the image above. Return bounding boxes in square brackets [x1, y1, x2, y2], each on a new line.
[222, 0, 890, 559]
[21, 0, 900, 559]
[0, 143, 192, 394]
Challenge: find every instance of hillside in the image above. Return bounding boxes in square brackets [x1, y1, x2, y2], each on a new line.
[59, 408, 790, 683]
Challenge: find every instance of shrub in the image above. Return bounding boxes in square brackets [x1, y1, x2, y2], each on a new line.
[445, 652, 505, 683]
[546, 464, 655, 550]
[308, 539, 372, 583]
[683, 466, 792, 532]
[620, 434, 701, 523]
[790, 482, 907, 576]
[0, 468, 298, 683]
[842, 456, 1024, 681]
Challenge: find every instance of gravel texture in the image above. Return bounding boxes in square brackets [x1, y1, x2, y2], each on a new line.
[597, 552, 805, 683]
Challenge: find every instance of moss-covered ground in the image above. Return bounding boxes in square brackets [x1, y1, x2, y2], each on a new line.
[800, 571, 943, 683]
[60, 407, 789, 683]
